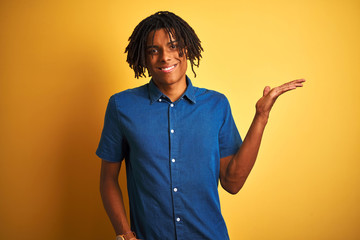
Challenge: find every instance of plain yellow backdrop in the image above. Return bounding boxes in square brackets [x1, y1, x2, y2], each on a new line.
[1, 0, 359, 239]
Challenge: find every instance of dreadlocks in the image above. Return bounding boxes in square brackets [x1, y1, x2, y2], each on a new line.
[125, 11, 203, 79]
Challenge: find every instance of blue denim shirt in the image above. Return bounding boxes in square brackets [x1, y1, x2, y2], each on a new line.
[96, 77, 242, 240]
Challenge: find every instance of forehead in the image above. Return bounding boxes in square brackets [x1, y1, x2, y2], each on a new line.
[146, 28, 177, 45]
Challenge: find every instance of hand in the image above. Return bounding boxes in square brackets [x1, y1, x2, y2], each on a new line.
[255, 79, 305, 120]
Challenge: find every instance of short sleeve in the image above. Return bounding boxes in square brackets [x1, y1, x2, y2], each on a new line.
[218, 97, 242, 158]
[96, 95, 127, 162]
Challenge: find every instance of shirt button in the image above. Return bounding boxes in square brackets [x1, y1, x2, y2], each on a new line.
[170, 129, 174, 134]
[158, 99, 162, 102]
[176, 217, 181, 222]
[171, 158, 176, 163]
[173, 188, 178, 192]
[170, 103, 174, 107]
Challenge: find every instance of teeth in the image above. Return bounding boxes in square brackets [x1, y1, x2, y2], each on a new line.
[162, 65, 175, 71]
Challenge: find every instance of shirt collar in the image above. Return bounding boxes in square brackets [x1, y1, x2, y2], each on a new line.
[148, 76, 196, 104]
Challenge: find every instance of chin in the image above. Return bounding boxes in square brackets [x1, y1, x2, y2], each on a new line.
[155, 76, 181, 85]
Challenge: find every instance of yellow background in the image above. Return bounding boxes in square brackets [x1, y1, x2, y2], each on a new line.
[1, 0, 359, 239]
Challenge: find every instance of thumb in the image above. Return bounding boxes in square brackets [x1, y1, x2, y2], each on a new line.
[263, 86, 271, 96]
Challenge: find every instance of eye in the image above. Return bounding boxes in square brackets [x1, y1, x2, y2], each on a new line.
[148, 48, 158, 55]
[170, 44, 177, 50]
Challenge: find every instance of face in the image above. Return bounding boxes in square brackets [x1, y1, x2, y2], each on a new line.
[145, 28, 187, 88]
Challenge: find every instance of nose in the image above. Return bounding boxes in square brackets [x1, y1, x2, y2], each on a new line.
[159, 48, 172, 62]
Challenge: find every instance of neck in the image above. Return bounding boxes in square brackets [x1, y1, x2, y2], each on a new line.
[153, 78, 187, 102]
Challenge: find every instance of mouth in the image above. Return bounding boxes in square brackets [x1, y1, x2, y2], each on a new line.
[158, 64, 177, 73]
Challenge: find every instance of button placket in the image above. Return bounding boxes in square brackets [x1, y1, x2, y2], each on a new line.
[168, 101, 182, 232]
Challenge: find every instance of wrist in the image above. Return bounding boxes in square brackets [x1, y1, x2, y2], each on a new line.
[116, 231, 136, 240]
[254, 112, 269, 125]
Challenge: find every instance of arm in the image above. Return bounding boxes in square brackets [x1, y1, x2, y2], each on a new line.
[100, 160, 138, 240]
[219, 79, 305, 194]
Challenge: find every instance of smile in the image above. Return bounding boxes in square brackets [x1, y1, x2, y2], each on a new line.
[159, 64, 177, 73]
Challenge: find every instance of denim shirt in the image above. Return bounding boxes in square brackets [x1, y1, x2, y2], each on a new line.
[96, 77, 242, 240]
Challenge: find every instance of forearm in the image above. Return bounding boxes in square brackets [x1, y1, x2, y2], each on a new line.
[222, 113, 268, 193]
[221, 78, 305, 194]
[100, 178, 131, 235]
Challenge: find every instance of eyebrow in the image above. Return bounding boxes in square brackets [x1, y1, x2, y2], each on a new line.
[146, 40, 179, 49]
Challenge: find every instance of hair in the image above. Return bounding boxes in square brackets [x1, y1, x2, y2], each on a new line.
[125, 11, 203, 78]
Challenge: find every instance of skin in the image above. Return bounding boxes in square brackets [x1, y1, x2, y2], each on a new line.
[219, 79, 305, 194]
[100, 161, 136, 239]
[145, 28, 188, 102]
[100, 27, 305, 238]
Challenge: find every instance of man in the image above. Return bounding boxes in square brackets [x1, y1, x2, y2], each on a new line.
[97, 11, 305, 240]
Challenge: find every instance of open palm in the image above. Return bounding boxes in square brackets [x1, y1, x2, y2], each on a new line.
[255, 79, 305, 118]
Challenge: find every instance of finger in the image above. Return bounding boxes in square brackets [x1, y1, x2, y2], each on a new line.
[290, 78, 306, 83]
[272, 81, 303, 96]
[263, 86, 271, 96]
[285, 79, 305, 85]
[280, 79, 305, 90]
[296, 78, 306, 83]
[266, 78, 305, 99]
[276, 85, 297, 95]
[281, 79, 305, 88]
[290, 79, 305, 88]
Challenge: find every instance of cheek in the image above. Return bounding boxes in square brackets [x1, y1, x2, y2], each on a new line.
[146, 57, 157, 70]
[181, 58, 187, 70]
